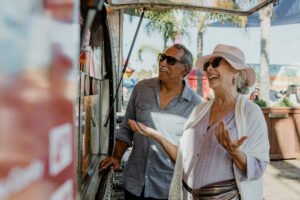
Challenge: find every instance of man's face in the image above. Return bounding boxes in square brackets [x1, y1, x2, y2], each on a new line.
[158, 46, 187, 82]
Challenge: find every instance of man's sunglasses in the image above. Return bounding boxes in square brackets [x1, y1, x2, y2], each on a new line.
[203, 57, 223, 71]
[158, 53, 184, 65]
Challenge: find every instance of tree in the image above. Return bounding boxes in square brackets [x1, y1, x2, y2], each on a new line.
[125, 9, 193, 49]
[125, 7, 248, 96]
[126, 7, 246, 59]
[194, 1, 248, 57]
[145, 10, 178, 49]
[259, 3, 273, 105]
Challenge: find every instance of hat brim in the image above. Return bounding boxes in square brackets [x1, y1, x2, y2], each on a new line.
[195, 54, 256, 86]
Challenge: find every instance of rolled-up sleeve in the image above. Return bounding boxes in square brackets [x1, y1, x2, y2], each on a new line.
[234, 101, 270, 182]
[115, 87, 137, 146]
[234, 153, 268, 181]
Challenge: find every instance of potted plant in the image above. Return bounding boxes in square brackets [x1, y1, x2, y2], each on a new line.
[278, 97, 294, 107]
[254, 99, 267, 108]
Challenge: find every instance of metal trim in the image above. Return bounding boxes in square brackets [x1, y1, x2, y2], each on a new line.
[106, 0, 276, 16]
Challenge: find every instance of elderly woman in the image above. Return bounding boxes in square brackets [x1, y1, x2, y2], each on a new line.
[128, 44, 269, 200]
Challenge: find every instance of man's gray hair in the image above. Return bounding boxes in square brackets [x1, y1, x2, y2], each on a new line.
[171, 43, 193, 75]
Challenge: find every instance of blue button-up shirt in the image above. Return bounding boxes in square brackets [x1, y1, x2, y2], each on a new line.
[116, 77, 202, 199]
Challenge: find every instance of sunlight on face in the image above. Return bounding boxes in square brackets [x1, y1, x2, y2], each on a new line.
[158, 47, 186, 82]
[206, 59, 237, 91]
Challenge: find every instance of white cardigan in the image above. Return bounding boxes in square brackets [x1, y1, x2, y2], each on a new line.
[169, 95, 270, 200]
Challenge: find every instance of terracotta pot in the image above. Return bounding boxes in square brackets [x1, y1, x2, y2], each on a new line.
[262, 107, 300, 160]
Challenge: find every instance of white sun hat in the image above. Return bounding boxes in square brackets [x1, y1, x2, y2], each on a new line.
[195, 44, 256, 86]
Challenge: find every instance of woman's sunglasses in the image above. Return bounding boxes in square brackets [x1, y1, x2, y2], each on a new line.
[158, 53, 184, 65]
[203, 57, 223, 71]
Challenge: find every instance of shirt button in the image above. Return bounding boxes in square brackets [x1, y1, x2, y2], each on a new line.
[148, 160, 150, 163]
[197, 154, 200, 157]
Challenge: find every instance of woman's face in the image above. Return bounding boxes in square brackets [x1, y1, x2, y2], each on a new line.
[204, 57, 238, 91]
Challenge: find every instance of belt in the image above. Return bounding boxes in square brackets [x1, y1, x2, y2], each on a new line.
[182, 179, 240, 199]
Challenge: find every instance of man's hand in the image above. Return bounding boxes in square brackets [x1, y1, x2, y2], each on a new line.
[99, 157, 121, 172]
[99, 140, 129, 172]
[128, 119, 161, 138]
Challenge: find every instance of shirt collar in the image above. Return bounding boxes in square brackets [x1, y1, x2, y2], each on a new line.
[180, 79, 194, 102]
[155, 78, 194, 102]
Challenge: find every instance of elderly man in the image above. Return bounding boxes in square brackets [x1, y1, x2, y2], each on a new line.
[99, 44, 201, 200]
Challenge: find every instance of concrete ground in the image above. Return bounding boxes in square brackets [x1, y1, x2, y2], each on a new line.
[264, 159, 300, 200]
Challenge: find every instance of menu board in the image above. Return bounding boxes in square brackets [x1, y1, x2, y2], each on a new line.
[0, 0, 78, 199]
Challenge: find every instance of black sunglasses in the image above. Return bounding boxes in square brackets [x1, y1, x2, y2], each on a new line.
[203, 57, 223, 71]
[158, 53, 184, 65]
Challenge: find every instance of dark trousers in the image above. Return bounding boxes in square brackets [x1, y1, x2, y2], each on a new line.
[124, 189, 168, 200]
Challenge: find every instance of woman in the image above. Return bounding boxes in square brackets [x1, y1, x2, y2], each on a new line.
[128, 44, 269, 200]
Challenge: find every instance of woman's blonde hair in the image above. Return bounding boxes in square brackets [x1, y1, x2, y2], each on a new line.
[237, 70, 250, 94]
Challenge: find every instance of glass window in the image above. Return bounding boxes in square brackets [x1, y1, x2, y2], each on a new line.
[78, 11, 107, 192]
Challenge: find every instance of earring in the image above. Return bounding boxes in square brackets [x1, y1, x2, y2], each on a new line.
[232, 79, 235, 85]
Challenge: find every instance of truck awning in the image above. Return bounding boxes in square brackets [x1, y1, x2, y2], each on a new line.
[106, 0, 277, 16]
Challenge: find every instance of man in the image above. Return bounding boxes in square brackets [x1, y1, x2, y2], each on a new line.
[99, 44, 202, 200]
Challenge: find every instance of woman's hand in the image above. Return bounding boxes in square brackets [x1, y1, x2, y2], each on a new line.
[215, 121, 248, 155]
[127, 119, 161, 138]
[128, 119, 178, 162]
